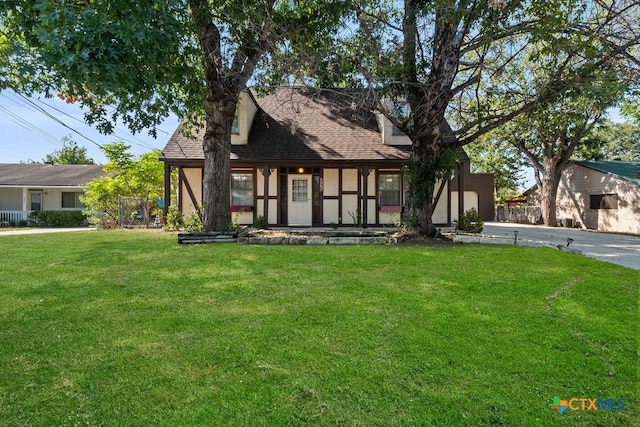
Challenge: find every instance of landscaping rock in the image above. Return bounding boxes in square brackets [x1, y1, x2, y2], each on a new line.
[288, 237, 307, 245]
[329, 237, 361, 245]
[306, 238, 329, 245]
[178, 231, 237, 244]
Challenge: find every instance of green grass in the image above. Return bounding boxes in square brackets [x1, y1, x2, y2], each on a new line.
[0, 231, 637, 426]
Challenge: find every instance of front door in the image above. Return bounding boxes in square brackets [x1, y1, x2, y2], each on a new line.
[29, 191, 43, 211]
[288, 174, 312, 226]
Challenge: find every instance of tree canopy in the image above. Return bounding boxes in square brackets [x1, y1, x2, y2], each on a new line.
[41, 137, 95, 165]
[2, 0, 351, 230]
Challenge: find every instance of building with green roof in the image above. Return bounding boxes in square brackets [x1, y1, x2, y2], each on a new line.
[551, 160, 640, 234]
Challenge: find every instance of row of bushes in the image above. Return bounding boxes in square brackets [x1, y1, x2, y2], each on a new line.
[28, 210, 88, 227]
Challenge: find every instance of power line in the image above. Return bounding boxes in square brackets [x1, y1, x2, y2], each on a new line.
[13, 92, 104, 149]
[1, 89, 176, 155]
[0, 97, 62, 145]
[32, 95, 158, 151]
[30, 93, 172, 151]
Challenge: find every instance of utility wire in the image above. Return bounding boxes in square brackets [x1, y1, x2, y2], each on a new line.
[32, 94, 160, 151]
[0, 100, 61, 146]
[2, 90, 174, 153]
[13, 92, 104, 149]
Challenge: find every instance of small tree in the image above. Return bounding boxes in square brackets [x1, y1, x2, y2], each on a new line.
[82, 142, 163, 227]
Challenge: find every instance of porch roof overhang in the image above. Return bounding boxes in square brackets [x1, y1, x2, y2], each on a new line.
[0, 184, 89, 189]
[0, 164, 105, 187]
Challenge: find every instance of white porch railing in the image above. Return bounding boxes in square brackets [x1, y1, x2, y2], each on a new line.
[0, 210, 30, 225]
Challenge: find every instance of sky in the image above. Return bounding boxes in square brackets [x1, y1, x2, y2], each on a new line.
[0, 89, 180, 164]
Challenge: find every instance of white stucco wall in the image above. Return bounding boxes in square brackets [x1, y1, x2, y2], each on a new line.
[255, 199, 277, 225]
[231, 92, 258, 146]
[341, 194, 359, 224]
[342, 169, 358, 192]
[557, 164, 640, 234]
[323, 169, 339, 196]
[450, 191, 479, 222]
[0, 187, 85, 211]
[432, 181, 449, 224]
[323, 199, 339, 224]
[181, 168, 202, 219]
[379, 211, 402, 225]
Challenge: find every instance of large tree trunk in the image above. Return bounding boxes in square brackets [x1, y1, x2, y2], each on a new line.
[402, 2, 460, 236]
[409, 131, 442, 237]
[201, 95, 235, 231]
[538, 159, 562, 227]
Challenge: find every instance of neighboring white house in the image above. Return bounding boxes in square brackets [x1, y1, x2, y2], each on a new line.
[0, 163, 105, 225]
[529, 161, 640, 234]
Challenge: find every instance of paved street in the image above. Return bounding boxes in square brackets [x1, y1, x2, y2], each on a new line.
[483, 222, 640, 270]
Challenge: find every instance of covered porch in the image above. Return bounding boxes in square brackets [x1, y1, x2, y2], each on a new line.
[0, 210, 30, 226]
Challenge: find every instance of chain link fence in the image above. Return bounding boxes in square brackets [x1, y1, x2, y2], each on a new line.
[495, 206, 542, 224]
[118, 196, 150, 228]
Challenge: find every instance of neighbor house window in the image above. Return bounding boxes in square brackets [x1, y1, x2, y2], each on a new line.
[231, 173, 253, 206]
[590, 194, 618, 210]
[379, 173, 401, 206]
[62, 192, 85, 209]
[231, 109, 240, 135]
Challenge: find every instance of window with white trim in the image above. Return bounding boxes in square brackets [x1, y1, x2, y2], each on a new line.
[378, 173, 401, 206]
[231, 173, 253, 206]
[61, 192, 85, 209]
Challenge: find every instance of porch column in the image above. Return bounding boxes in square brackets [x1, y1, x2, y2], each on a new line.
[22, 187, 28, 212]
[262, 165, 271, 224]
[359, 166, 369, 228]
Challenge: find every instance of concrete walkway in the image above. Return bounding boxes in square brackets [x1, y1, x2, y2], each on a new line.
[0, 227, 96, 236]
[482, 222, 640, 270]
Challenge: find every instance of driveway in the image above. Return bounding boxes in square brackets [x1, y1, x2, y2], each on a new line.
[483, 222, 640, 270]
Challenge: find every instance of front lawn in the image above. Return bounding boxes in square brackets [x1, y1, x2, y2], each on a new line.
[0, 231, 637, 425]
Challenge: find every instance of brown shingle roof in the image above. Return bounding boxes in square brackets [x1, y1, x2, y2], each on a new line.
[161, 87, 415, 163]
[0, 164, 105, 187]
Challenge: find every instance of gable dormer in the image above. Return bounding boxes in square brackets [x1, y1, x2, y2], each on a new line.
[231, 90, 259, 145]
[375, 99, 412, 146]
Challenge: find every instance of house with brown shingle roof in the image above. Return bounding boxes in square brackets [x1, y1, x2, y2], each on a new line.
[0, 163, 105, 225]
[159, 87, 494, 227]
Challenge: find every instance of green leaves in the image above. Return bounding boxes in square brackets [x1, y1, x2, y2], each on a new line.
[42, 137, 95, 165]
[3, 0, 200, 134]
[82, 142, 164, 225]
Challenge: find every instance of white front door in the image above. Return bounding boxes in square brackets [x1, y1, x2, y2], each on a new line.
[288, 174, 312, 226]
[29, 191, 43, 211]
